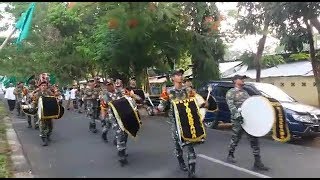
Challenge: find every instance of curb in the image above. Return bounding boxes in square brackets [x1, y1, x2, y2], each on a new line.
[3, 116, 34, 178]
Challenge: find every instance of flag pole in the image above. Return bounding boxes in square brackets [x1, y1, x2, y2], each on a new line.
[0, 28, 17, 51]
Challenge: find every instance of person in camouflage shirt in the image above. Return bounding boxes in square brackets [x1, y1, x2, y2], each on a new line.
[83, 80, 101, 133]
[22, 80, 55, 146]
[25, 80, 39, 129]
[156, 69, 208, 178]
[108, 78, 141, 166]
[225, 75, 269, 171]
[13, 82, 25, 117]
[100, 79, 119, 144]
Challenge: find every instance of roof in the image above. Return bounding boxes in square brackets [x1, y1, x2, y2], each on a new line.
[148, 77, 167, 84]
[225, 61, 313, 79]
[219, 61, 243, 73]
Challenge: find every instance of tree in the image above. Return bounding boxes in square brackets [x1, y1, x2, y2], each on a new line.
[182, 2, 225, 87]
[272, 2, 320, 105]
[236, 2, 285, 82]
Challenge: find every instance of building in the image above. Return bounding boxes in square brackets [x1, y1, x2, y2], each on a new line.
[224, 61, 318, 106]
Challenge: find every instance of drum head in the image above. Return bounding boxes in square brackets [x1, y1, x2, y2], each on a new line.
[241, 96, 275, 137]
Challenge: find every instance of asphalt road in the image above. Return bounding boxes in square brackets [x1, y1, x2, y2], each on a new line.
[4, 99, 320, 178]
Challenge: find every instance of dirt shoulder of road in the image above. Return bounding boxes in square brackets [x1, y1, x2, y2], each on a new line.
[0, 101, 13, 178]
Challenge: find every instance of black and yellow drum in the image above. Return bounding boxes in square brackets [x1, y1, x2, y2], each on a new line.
[172, 98, 206, 145]
[38, 96, 64, 120]
[108, 96, 142, 138]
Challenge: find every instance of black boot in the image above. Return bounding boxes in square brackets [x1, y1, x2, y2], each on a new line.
[113, 138, 117, 146]
[41, 137, 48, 146]
[177, 156, 188, 171]
[27, 121, 32, 128]
[89, 122, 97, 133]
[47, 134, 51, 142]
[226, 152, 236, 163]
[102, 131, 108, 142]
[188, 163, 196, 178]
[118, 150, 128, 167]
[253, 155, 269, 171]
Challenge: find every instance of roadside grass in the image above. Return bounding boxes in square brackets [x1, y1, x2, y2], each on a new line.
[0, 101, 12, 178]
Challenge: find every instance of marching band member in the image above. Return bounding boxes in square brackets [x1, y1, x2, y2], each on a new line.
[225, 75, 269, 171]
[22, 80, 55, 146]
[83, 80, 101, 133]
[156, 69, 208, 178]
[13, 82, 25, 117]
[108, 78, 142, 166]
[25, 79, 38, 129]
[100, 78, 118, 143]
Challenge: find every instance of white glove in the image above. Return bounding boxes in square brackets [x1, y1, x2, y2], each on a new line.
[145, 93, 149, 98]
[21, 104, 31, 109]
[238, 108, 242, 113]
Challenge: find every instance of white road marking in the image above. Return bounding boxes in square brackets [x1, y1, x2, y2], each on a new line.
[198, 154, 271, 178]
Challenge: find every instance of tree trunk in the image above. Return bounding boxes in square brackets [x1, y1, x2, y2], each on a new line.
[310, 17, 320, 33]
[305, 18, 320, 106]
[254, 20, 270, 82]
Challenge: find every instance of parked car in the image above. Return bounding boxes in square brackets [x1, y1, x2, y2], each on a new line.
[197, 81, 320, 140]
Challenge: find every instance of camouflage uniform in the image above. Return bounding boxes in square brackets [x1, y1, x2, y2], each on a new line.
[14, 86, 24, 116]
[226, 87, 269, 171]
[225, 87, 260, 156]
[83, 86, 101, 133]
[26, 85, 38, 128]
[31, 89, 54, 146]
[78, 88, 85, 113]
[158, 86, 201, 175]
[100, 89, 122, 143]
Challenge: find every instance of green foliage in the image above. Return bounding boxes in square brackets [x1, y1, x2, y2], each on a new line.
[261, 55, 285, 68]
[1, 2, 224, 87]
[289, 53, 310, 61]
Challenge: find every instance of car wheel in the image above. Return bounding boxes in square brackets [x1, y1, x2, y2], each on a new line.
[204, 119, 219, 129]
[301, 135, 318, 140]
[147, 107, 154, 116]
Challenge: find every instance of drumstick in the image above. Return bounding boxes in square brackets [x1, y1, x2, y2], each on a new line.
[206, 85, 213, 101]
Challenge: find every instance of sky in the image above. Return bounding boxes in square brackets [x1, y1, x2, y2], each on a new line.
[0, 2, 317, 60]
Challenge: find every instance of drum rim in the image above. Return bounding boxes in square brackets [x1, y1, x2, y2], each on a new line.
[241, 95, 275, 137]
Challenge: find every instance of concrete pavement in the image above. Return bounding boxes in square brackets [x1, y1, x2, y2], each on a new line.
[9, 107, 320, 178]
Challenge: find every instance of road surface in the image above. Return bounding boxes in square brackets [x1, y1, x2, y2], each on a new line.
[5, 100, 320, 178]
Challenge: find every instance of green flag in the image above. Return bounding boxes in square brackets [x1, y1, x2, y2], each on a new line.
[15, 2, 36, 45]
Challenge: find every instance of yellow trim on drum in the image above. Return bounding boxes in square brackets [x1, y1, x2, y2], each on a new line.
[40, 96, 61, 120]
[269, 101, 291, 143]
[172, 98, 206, 143]
[108, 98, 142, 139]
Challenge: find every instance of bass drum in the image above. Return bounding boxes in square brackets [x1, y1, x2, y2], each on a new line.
[240, 96, 275, 137]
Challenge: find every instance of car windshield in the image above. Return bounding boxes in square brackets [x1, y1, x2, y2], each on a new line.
[252, 83, 296, 103]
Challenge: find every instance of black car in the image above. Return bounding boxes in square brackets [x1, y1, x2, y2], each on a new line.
[197, 81, 320, 140]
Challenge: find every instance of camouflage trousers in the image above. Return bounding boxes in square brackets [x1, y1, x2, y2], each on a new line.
[39, 119, 53, 138]
[114, 121, 128, 152]
[86, 100, 99, 124]
[228, 119, 260, 156]
[27, 115, 38, 126]
[16, 101, 23, 116]
[101, 115, 117, 141]
[171, 120, 197, 165]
